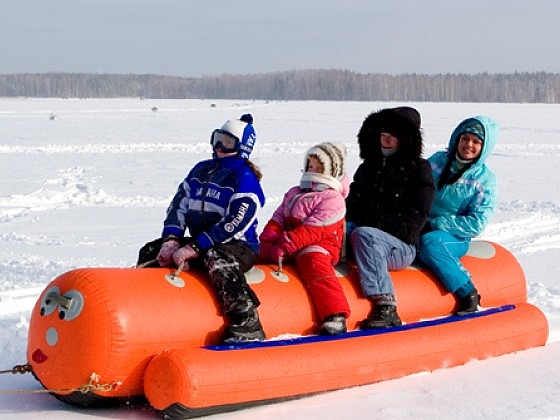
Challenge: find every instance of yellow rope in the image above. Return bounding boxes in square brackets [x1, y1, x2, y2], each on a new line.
[0, 368, 120, 396]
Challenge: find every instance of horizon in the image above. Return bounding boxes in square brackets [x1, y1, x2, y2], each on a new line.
[2, 69, 560, 78]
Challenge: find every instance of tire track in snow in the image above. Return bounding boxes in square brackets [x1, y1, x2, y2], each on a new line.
[0, 166, 167, 223]
[0, 287, 43, 317]
[485, 200, 560, 254]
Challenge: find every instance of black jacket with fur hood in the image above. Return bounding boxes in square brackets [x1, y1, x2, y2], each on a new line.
[346, 108, 435, 247]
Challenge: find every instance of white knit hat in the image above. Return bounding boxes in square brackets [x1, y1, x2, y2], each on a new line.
[304, 142, 346, 179]
[214, 114, 256, 159]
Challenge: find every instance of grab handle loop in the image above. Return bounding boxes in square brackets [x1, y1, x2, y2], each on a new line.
[45, 291, 72, 310]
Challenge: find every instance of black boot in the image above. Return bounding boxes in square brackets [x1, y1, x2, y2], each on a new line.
[223, 307, 266, 344]
[320, 313, 347, 336]
[455, 289, 481, 316]
[360, 304, 402, 329]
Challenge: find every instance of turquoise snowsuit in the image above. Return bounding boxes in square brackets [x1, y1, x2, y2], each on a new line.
[417, 115, 498, 298]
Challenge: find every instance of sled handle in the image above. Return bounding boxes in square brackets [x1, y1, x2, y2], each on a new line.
[277, 256, 283, 275]
[164, 262, 186, 288]
[271, 256, 289, 282]
[45, 291, 72, 310]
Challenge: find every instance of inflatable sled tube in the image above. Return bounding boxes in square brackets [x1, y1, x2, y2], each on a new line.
[27, 240, 527, 402]
[144, 303, 548, 417]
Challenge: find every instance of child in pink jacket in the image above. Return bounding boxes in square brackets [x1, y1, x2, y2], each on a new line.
[259, 142, 351, 335]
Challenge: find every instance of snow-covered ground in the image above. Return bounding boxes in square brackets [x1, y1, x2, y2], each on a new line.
[1, 98, 559, 419]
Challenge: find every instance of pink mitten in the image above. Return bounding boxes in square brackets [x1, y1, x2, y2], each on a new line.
[258, 240, 275, 261]
[173, 245, 199, 267]
[259, 220, 283, 242]
[157, 239, 180, 267]
[270, 245, 285, 261]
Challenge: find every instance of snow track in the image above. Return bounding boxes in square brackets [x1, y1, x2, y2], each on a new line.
[0, 166, 166, 223]
[0, 287, 42, 317]
[486, 201, 560, 254]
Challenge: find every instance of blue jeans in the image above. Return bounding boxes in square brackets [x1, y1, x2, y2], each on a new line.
[349, 227, 416, 299]
[417, 230, 474, 298]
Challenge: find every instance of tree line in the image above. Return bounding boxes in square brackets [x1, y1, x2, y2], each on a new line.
[1, 70, 559, 103]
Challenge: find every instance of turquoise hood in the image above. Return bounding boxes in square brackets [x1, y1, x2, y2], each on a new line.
[446, 115, 499, 166]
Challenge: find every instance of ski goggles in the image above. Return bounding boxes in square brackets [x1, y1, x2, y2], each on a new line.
[211, 130, 239, 153]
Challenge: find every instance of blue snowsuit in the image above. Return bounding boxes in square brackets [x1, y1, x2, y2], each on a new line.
[417, 116, 498, 298]
[161, 155, 265, 315]
[162, 155, 264, 254]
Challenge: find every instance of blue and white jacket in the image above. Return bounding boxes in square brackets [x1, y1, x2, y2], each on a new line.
[162, 156, 265, 253]
[428, 115, 498, 239]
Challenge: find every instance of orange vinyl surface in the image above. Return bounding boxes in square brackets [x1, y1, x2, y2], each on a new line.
[26, 241, 542, 404]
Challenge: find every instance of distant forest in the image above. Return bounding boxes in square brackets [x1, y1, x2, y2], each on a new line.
[1, 70, 559, 103]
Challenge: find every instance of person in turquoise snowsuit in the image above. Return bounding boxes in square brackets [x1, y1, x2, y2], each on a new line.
[417, 115, 499, 315]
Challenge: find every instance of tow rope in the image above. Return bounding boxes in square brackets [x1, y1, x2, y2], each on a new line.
[0, 367, 120, 395]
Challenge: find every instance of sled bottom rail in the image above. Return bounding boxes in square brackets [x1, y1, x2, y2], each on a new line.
[144, 303, 548, 418]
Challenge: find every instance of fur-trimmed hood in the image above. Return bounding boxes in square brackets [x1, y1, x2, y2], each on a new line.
[357, 107, 423, 162]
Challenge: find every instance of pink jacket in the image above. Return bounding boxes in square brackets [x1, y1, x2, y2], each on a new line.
[259, 173, 350, 263]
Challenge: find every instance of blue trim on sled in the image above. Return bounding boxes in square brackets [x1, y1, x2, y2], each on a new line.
[206, 305, 516, 351]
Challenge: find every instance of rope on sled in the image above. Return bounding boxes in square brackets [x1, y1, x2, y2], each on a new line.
[0, 364, 33, 375]
[0, 368, 120, 395]
[134, 258, 157, 268]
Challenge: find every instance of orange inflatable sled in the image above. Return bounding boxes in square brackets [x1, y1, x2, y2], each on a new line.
[26, 241, 548, 414]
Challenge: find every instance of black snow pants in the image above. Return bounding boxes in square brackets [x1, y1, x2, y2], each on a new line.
[203, 241, 260, 315]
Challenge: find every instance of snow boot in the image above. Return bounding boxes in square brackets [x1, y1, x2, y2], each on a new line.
[320, 313, 347, 336]
[223, 307, 266, 344]
[455, 289, 481, 316]
[360, 304, 402, 329]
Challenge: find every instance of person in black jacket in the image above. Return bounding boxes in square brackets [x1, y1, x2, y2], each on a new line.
[346, 107, 435, 329]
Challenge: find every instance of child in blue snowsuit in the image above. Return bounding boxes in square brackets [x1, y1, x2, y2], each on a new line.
[156, 114, 266, 343]
[417, 116, 499, 315]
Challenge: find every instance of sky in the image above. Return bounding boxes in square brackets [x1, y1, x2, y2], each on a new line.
[1, 0, 560, 77]
[0, 98, 559, 418]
